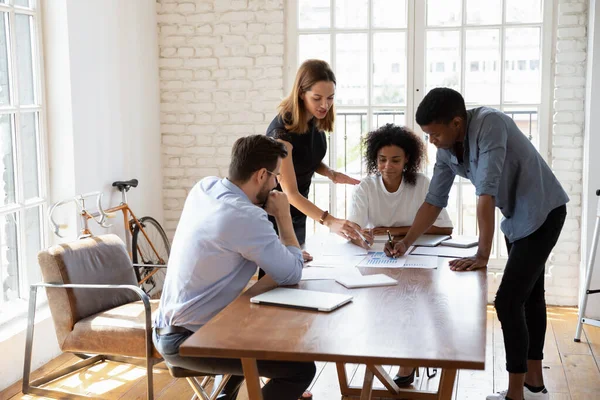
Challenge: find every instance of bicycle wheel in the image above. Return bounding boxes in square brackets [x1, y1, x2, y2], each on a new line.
[132, 216, 170, 299]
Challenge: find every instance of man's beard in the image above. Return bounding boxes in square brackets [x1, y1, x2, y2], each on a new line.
[256, 181, 272, 206]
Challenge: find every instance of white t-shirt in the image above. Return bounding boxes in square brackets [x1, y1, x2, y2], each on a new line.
[348, 173, 453, 229]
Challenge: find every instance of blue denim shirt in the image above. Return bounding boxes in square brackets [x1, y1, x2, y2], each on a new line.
[425, 107, 569, 243]
[154, 177, 303, 332]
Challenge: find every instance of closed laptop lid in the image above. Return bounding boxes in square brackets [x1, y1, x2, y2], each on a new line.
[250, 287, 353, 312]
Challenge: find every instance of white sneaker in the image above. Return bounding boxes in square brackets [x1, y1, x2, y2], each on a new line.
[486, 387, 549, 400]
[486, 390, 509, 400]
[523, 385, 549, 400]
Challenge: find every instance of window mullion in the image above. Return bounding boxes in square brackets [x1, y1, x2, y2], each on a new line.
[329, 0, 336, 214]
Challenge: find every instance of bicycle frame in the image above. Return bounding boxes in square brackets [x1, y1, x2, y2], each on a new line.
[48, 189, 167, 285]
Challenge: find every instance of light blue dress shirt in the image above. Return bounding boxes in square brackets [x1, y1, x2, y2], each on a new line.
[426, 107, 569, 243]
[154, 177, 304, 332]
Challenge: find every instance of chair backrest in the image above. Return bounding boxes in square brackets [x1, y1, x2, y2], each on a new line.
[38, 234, 139, 347]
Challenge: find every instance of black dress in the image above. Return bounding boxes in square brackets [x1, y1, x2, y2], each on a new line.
[266, 114, 327, 245]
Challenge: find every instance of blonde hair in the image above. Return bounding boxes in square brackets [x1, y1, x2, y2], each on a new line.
[278, 59, 336, 134]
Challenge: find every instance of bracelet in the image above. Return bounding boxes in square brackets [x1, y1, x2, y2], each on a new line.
[319, 210, 329, 225]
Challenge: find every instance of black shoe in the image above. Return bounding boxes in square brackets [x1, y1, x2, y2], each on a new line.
[393, 368, 416, 387]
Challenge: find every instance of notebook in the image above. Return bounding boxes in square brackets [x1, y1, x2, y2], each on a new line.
[250, 288, 353, 312]
[441, 236, 479, 248]
[412, 234, 452, 247]
[335, 273, 398, 288]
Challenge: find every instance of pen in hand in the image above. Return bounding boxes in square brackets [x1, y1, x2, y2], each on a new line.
[356, 229, 371, 248]
[387, 230, 395, 258]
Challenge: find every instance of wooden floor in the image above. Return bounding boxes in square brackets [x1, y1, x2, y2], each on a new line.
[2, 307, 600, 400]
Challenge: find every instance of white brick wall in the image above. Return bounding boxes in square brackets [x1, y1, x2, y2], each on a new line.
[548, 0, 589, 306]
[157, 0, 285, 236]
[157, 0, 589, 306]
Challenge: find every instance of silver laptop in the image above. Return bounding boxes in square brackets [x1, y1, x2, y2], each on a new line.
[250, 288, 353, 312]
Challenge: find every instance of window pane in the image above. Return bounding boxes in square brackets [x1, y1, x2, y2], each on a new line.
[24, 206, 42, 288]
[504, 106, 539, 149]
[299, 0, 330, 29]
[335, 112, 366, 176]
[15, 14, 35, 105]
[373, 32, 407, 106]
[1, 212, 19, 302]
[461, 183, 477, 236]
[21, 112, 39, 199]
[427, 0, 461, 27]
[335, 0, 367, 28]
[299, 34, 330, 65]
[373, 0, 407, 28]
[465, 29, 500, 104]
[426, 30, 461, 94]
[336, 34, 367, 106]
[0, 13, 10, 106]
[372, 111, 406, 128]
[504, 28, 541, 104]
[14, 0, 31, 7]
[506, 0, 542, 23]
[466, 0, 501, 25]
[0, 114, 15, 205]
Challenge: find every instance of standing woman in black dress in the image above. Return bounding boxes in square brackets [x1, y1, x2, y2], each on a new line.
[266, 59, 363, 252]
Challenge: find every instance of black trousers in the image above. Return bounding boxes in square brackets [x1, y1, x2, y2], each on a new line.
[495, 205, 567, 373]
[153, 329, 316, 400]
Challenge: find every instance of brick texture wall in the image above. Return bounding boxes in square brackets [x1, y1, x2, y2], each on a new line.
[157, 0, 589, 305]
[546, 0, 588, 305]
[157, 0, 285, 235]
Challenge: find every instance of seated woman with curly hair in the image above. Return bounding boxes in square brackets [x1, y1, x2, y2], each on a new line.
[349, 123, 453, 239]
[348, 123, 454, 385]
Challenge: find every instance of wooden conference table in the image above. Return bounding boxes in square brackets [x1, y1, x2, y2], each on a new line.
[180, 258, 487, 399]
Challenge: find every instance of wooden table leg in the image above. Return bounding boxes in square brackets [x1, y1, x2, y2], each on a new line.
[367, 364, 400, 394]
[336, 362, 351, 396]
[360, 366, 374, 400]
[241, 358, 263, 400]
[437, 368, 457, 400]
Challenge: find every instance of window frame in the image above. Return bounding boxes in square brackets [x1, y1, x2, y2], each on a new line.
[285, 0, 555, 270]
[0, 0, 49, 318]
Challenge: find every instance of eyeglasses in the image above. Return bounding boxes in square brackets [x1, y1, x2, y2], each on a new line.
[266, 170, 281, 180]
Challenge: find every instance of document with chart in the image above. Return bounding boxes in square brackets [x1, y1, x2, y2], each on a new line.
[357, 252, 438, 269]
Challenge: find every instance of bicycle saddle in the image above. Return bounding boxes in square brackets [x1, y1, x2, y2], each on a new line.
[112, 179, 139, 192]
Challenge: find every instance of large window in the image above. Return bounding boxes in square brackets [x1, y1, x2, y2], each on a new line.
[0, 0, 47, 323]
[287, 0, 552, 268]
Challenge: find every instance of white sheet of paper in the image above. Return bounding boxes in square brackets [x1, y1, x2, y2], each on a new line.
[410, 246, 478, 258]
[304, 233, 368, 256]
[306, 255, 366, 268]
[403, 255, 438, 269]
[357, 252, 407, 268]
[301, 266, 362, 281]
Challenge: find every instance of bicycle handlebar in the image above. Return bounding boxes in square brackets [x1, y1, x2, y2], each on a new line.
[48, 191, 113, 237]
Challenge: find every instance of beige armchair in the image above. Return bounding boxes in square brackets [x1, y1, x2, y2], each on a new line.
[22, 234, 231, 400]
[22, 234, 160, 399]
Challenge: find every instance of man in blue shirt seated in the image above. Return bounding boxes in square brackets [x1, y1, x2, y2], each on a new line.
[153, 135, 316, 400]
[385, 88, 568, 400]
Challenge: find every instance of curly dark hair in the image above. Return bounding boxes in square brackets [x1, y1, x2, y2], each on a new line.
[415, 87, 467, 125]
[364, 124, 425, 186]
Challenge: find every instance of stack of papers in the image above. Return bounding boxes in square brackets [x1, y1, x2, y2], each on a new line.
[410, 246, 478, 258]
[306, 255, 365, 268]
[301, 266, 362, 281]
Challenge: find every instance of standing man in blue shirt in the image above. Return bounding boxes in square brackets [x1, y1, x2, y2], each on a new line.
[153, 135, 316, 400]
[385, 88, 568, 400]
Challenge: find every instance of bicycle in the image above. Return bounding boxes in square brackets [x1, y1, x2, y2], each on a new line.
[48, 179, 171, 298]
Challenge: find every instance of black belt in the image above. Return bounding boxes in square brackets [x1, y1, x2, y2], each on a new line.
[155, 325, 192, 336]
